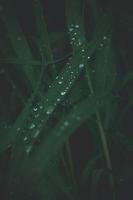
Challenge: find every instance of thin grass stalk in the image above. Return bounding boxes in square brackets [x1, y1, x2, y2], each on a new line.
[85, 61, 116, 199]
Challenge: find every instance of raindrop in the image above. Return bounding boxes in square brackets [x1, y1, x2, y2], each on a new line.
[88, 56, 91, 59]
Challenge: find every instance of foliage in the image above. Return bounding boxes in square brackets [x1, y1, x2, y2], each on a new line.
[0, 0, 133, 199]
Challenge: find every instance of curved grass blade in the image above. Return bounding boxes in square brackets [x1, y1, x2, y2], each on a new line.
[8, 11, 113, 170]
[80, 154, 102, 184]
[0, 59, 45, 153]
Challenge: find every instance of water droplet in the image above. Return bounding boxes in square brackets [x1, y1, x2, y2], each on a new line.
[79, 64, 84, 68]
[39, 105, 43, 109]
[46, 106, 54, 115]
[100, 43, 104, 47]
[69, 28, 74, 32]
[103, 36, 107, 40]
[58, 81, 62, 84]
[33, 107, 38, 111]
[24, 136, 28, 141]
[33, 130, 40, 138]
[64, 121, 69, 126]
[29, 123, 35, 129]
[88, 56, 91, 59]
[75, 25, 79, 28]
[26, 145, 32, 154]
[17, 127, 21, 131]
[61, 91, 66, 96]
[57, 98, 60, 102]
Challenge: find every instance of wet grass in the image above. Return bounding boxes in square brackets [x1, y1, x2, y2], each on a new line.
[0, 0, 133, 199]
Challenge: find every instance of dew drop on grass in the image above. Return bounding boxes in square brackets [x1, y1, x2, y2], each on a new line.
[24, 136, 28, 141]
[61, 91, 66, 96]
[39, 105, 43, 109]
[75, 25, 79, 28]
[17, 127, 21, 131]
[46, 106, 54, 115]
[33, 130, 40, 138]
[103, 36, 107, 40]
[57, 98, 60, 102]
[26, 145, 32, 154]
[58, 81, 62, 85]
[33, 107, 38, 112]
[64, 121, 69, 126]
[79, 64, 84, 68]
[29, 123, 35, 129]
[69, 28, 74, 32]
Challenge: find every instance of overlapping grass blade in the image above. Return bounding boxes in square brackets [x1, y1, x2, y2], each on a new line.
[32, 0, 56, 78]
[0, 62, 44, 153]
[1, 2, 36, 88]
[80, 154, 102, 184]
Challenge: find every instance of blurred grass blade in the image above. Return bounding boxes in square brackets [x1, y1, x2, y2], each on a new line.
[32, 0, 56, 78]
[1, 2, 36, 88]
[81, 154, 102, 184]
[89, 169, 105, 200]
